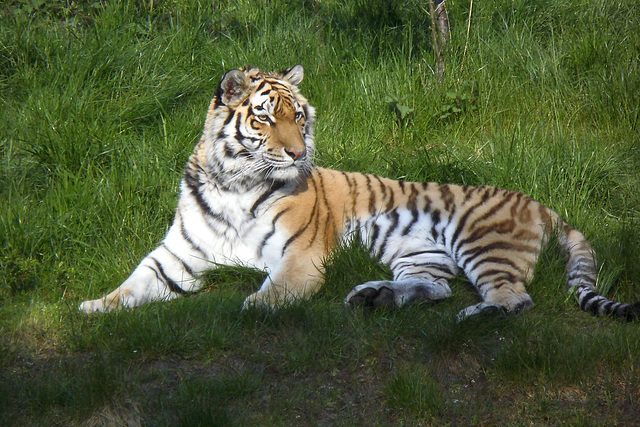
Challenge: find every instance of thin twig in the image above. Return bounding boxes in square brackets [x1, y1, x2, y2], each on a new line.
[461, 0, 474, 71]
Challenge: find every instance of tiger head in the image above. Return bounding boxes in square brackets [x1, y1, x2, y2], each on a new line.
[205, 65, 316, 187]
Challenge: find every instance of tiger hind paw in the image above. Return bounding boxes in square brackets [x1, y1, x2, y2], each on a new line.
[456, 298, 533, 322]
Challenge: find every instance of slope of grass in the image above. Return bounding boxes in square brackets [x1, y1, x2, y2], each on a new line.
[1, 0, 639, 424]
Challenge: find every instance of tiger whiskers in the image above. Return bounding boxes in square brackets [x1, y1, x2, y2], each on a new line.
[220, 160, 276, 189]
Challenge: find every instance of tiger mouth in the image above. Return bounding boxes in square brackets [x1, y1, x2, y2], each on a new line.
[260, 156, 311, 181]
[262, 154, 305, 169]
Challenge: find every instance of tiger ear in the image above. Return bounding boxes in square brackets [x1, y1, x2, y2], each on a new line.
[217, 69, 249, 106]
[281, 65, 304, 86]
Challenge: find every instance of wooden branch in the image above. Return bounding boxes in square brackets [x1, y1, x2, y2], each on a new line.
[428, 0, 450, 82]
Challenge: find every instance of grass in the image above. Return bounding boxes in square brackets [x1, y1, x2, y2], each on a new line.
[1, 0, 640, 424]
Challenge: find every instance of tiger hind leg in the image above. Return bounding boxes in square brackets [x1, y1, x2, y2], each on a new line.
[456, 278, 534, 322]
[455, 299, 533, 322]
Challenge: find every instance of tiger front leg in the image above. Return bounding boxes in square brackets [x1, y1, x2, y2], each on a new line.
[242, 254, 325, 310]
[79, 245, 201, 313]
[79, 268, 180, 313]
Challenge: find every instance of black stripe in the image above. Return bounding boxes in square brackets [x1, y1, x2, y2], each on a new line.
[369, 224, 381, 253]
[430, 209, 441, 240]
[407, 184, 419, 210]
[213, 95, 224, 110]
[183, 172, 233, 229]
[282, 226, 307, 256]
[579, 291, 600, 311]
[316, 170, 336, 249]
[237, 148, 251, 159]
[234, 111, 243, 137]
[454, 220, 517, 254]
[430, 209, 441, 227]
[390, 260, 417, 271]
[281, 177, 320, 255]
[423, 194, 432, 213]
[161, 243, 196, 278]
[602, 300, 616, 314]
[374, 175, 387, 202]
[451, 193, 514, 255]
[151, 257, 191, 296]
[223, 111, 235, 127]
[475, 269, 518, 285]
[353, 219, 362, 234]
[616, 303, 636, 321]
[391, 250, 450, 270]
[567, 270, 596, 282]
[178, 213, 208, 257]
[403, 249, 449, 258]
[183, 171, 212, 217]
[224, 142, 236, 158]
[215, 127, 227, 141]
[401, 208, 419, 236]
[303, 104, 312, 120]
[305, 173, 327, 248]
[365, 175, 376, 214]
[385, 185, 395, 212]
[412, 262, 456, 276]
[468, 256, 525, 275]
[439, 185, 455, 212]
[249, 115, 262, 130]
[258, 208, 290, 257]
[341, 172, 358, 220]
[471, 192, 523, 231]
[462, 185, 475, 201]
[401, 184, 420, 236]
[449, 205, 480, 253]
[378, 210, 400, 256]
[255, 80, 268, 93]
[250, 181, 285, 217]
[460, 241, 537, 270]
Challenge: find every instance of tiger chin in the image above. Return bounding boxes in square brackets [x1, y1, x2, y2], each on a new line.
[79, 65, 640, 322]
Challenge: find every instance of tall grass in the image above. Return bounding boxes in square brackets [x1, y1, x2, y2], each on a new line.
[1, 0, 639, 424]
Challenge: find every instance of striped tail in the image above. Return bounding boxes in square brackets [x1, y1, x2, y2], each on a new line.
[560, 225, 640, 321]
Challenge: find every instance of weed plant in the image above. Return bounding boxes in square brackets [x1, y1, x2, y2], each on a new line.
[1, 0, 640, 424]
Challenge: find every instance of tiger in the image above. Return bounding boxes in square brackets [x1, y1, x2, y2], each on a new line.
[79, 65, 640, 322]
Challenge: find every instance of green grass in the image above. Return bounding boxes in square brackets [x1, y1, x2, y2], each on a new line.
[2, 0, 640, 424]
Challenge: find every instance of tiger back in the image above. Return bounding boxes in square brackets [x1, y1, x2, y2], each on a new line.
[79, 65, 640, 322]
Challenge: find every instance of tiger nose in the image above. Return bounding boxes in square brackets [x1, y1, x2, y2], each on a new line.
[285, 147, 306, 161]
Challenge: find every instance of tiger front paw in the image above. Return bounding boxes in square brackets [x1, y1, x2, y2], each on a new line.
[79, 291, 135, 313]
[242, 291, 276, 311]
[79, 298, 110, 313]
[242, 286, 304, 310]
